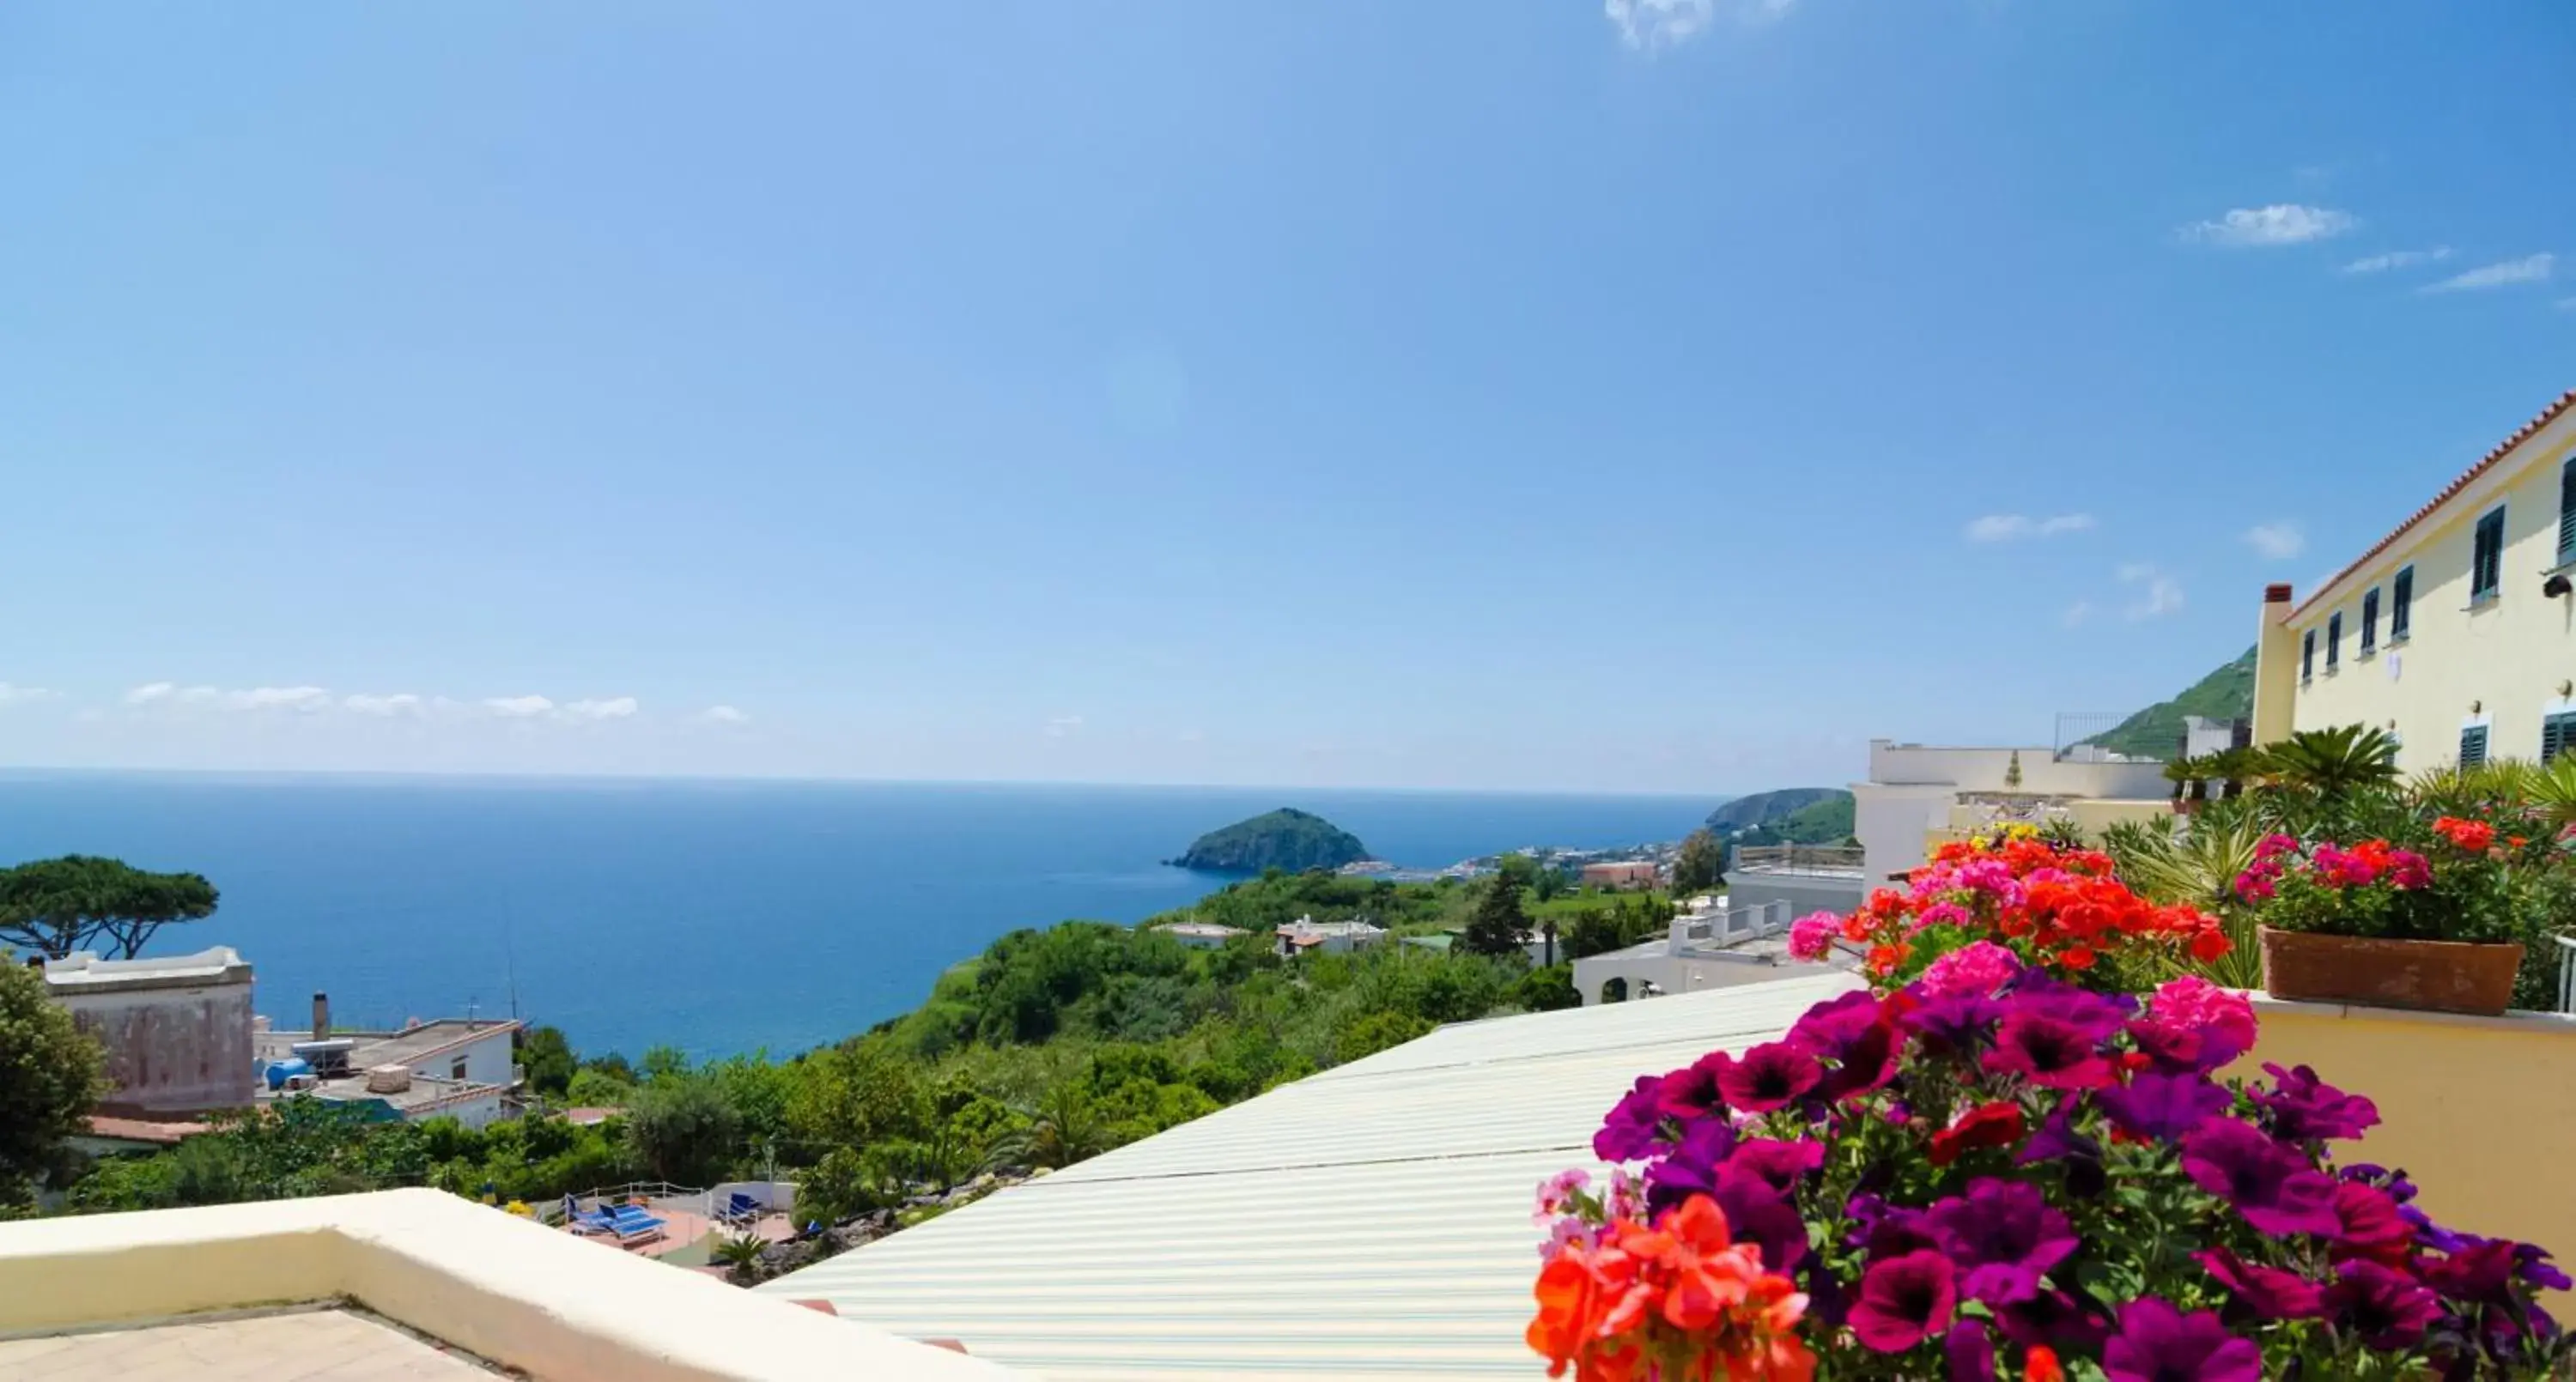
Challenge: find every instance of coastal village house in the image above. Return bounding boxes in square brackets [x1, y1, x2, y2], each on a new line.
[1577, 859, 1659, 890]
[1568, 894, 1839, 1005]
[1149, 921, 1245, 949]
[257, 994, 524, 1130]
[2253, 388, 2576, 767]
[1273, 916, 1386, 956]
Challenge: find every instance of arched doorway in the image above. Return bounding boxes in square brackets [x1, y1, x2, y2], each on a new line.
[1600, 976, 1630, 1004]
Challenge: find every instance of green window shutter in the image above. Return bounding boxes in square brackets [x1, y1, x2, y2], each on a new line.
[2392, 567, 2413, 639]
[2549, 713, 2576, 765]
[2301, 630, 2315, 680]
[2461, 725, 2489, 768]
[2326, 613, 2342, 667]
[2360, 588, 2379, 651]
[2561, 460, 2576, 563]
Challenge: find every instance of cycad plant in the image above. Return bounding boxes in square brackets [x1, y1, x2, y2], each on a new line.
[2526, 754, 2576, 836]
[2256, 724, 2403, 799]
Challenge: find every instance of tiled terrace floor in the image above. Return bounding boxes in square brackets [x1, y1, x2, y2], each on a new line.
[0, 1306, 508, 1380]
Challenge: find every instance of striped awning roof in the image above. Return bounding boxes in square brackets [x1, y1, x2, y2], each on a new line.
[763, 971, 1860, 1380]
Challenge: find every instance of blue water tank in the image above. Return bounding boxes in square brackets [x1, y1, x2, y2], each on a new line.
[265, 1057, 313, 1090]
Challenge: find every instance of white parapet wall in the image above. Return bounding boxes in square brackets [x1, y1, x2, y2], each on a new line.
[0, 1188, 1022, 1381]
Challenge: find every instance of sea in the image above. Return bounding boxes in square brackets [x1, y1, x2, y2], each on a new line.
[0, 773, 1718, 1060]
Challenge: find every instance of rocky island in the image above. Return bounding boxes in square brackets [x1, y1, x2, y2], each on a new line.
[1167, 808, 1372, 874]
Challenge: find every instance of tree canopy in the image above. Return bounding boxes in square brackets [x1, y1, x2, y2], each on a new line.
[0, 957, 104, 1203]
[1669, 828, 1727, 895]
[1459, 876, 1532, 957]
[0, 856, 220, 960]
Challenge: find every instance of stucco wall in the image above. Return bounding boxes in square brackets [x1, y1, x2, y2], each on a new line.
[57, 980, 256, 1114]
[2259, 406, 2576, 767]
[1865, 742, 2168, 798]
[2239, 997, 2576, 1303]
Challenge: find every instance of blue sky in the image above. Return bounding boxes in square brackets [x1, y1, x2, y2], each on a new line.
[2, 2, 2569, 793]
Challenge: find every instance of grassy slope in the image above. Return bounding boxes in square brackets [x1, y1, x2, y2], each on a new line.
[2086, 648, 2257, 760]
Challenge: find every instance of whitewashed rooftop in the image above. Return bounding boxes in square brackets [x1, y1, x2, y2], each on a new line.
[765, 970, 1861, 1381]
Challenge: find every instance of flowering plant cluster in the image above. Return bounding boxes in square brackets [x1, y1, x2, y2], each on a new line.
[1786, 834, 2229, 995]
[2234, 816, 2546, 949]
[1529, 958, 2570, 1380]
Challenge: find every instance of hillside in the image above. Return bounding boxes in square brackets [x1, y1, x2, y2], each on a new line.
[1704, 787, 1847, 833]
[2085, 647, 2257, 760]
[1737, 793, 1858, 847]
[1169, 808, 1370, 873]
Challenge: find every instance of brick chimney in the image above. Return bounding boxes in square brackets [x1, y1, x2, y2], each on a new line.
[313, 991, 331, 1040]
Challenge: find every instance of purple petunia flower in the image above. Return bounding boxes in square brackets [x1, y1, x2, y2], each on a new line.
[1789, 990, 1905, 1102]
[2181, 1117, 2342, 1237]
[1727, 1137, 1827, 1195]
[1654, 1051, 1734, 1120]
[2018, 1104, 2101, 1166]
[1942, 1319, 1999, 1382]
[2258, 1063, 2380, 1142]
[1707, 1166, 1811, 1275]
[1718, 1040, 1824, 1113]
[2096, 1071, 2233, 1143]
[1901, 992, 2008, 1055]
[2330, 1180, 2415, 1264]
[2008, 972, 2136, 1029]
[2102, 1297, 2263, 1382]
[2194, 1246, 2324, 1321]
[2326, 1259, 2442, 1349]
[2517, 1243, 2573, 1293]
[1641, 1116, 1736, 1213]
[1850, 1250, 1958, 1353]
[1993, 1287, 2112, 1351]
[1984, 1009, 2119, 1089]
[1928, 1177, 2079, 1306]
[2421, 1238, 2521, 1309]
[1592, 1075, 1667, 1162]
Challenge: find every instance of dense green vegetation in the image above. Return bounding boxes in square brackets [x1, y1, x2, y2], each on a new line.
[2086, 646, 2257, 760]
[1703, 788, 1844, 833]
[1168, 808, 1370, 872]
[1735, 792, 1856, 846]
[44, 868, 1615, 1228]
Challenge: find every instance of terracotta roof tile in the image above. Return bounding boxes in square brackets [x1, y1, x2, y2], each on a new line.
[2293, 388, 2576, 617]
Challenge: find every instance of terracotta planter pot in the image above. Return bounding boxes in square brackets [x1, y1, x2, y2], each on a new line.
[2257, 926, 2524, 1016]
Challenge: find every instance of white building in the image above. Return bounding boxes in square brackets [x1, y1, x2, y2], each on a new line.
[1850, 738, 2172, 884]
[1151, 923, 1247, 949]
[43, 947, 257, 1116]
[258, 996, 523, 1130]
[1273, 917, 1387, 956]
[1567, 895, 1837, 1006]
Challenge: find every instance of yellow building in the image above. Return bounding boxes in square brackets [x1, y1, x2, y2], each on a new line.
[2254, 388, 2576, 767]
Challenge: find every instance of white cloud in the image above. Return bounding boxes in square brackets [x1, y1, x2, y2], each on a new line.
[2180, 205, 2355, 248]
[124, 682, 177, 706]
[562, 696, 639, 723]
[0, 683, 57, 706]
[2244, 522, 2306, 561]
[1603, 0, 1791, 47]
[1044, 714, 1084, 739]
[2061, 602, 2094, 628]
[227, 686, 331, 712]
[173, 685, 222, 706]
[2558, 296, 2576, 312]
[1965, 512, 2096, 542]
[2118, 564, 2185, 621]
[343, 693, 424, 717]
[483, 694, 555, 718]
[2422, 253, 2555, 294]
[2341, 246, 2451, 275]
[697, 705, 750, 725]
[1605, 0, 1714, 47]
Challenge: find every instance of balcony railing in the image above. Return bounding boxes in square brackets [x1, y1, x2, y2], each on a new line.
[1731, 844, 1866, 876]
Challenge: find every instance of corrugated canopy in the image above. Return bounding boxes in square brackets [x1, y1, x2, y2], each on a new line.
[764, 971, 1860, 1381]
